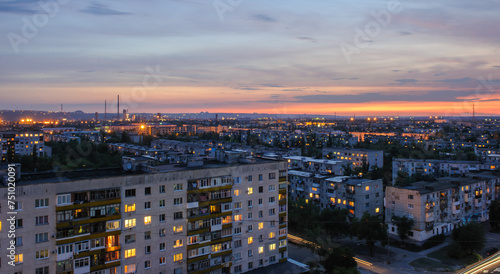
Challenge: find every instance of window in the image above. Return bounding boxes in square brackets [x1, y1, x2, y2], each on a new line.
[144, 260, 151, 269]
[248, 262, 254, 269]
[173, 225, 183, 233]
[247, 187, 253, 195]
[269, 196, 276, 203]
[145, 201, 151, 209]
[36, 233, 48, 243]
[75, 257, 89, 268]
[269, 185, 276, 191]
[408, 194, 414, 199]
[269, 232, 276, 239]
[159, 228, 166, 237]
[125, 248, 136, 258]
[159, 214, 166, 222]
[125, 264, 136, 274]
[35, 198, 49, 208]
[270, 220, 276, 227]
[74, 241, 90, 252]
[234, 189, 240, 196]
[269, 208, 276, 216]
[125, 234, 136, 243]
[14, 201, 22, 210]
[159, 257, 166, 265]
[234, 202, 242, 209]
[248, 249, 253, 257]
[259, 174, 263, 181]
[174, 198, 183, 205]
[248, 224, 253, 232]
[234, 240, 242, 248]
[159, 185, 166, 193]
[144, 216, 152, 225]
[248, 175, 253, 182]
[15, 236, 22, 246]
[159, 200, 166, 207]
[258, 222, 264, 230]
[125, 204, 135, 212]
[234, 227, 242, 234]
[248, 212, 253, 219]
[248, 200, 253, 207]
[125, 189, 136, 197]
[248, 237, 253, 244]
[234, 265, 242, 273]
[36, 215, 49, 225]
[258, 246, 264, 254]
[258, 198, 263, 205]
[269, 255, 276, 262]
[259, 186, 263, 193]
[365, 194, 369, 199]
[174, 184, 183, 191]
[269, 243, 276, 251]
[124, 218, 136, 228]
[174, 253, 183, 262]
[57, 194, 71, 205]
[234, 252, 242, 260]
[408, 204, 414, 209]
[269, 173, 276, 179]
[375, 207, 380, 213]
[35, 266, 49, 274]
[279, 239, 287, 247]
[160, 242, 166, 251]
[259, 211, 263, 218]
[174, 239, 183, 248]
[145, 187, 151, 195]
[15, 218, 23, 228]
[144, 231, 151, 240]
[174, 212, 183, 219]
[106, 220, 120, 230]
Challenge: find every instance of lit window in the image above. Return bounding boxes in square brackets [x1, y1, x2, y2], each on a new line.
[234, 190, 240, 196]
[269, 243, 276, 251]
[173, 225, 183, 233]
[173, 239, 183, 248]
[258, 222, 264, 230]
[14, 254, 23, 264]
[125, 248, 136, 258]
[125, 204, 135, 212]
[258, 246, 264, 254]
[248, 237, 253, 244]
[124, 218, 136, 228]
[365, 186, 369, 191]
[375, 208, 380, 213]
[248, 188, 253, 195]
[144, 216, 152, 225]
[269, 232, 275, 239]
[174, 253, 183, 262]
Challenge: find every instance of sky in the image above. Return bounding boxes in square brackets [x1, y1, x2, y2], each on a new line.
[1, 0, 500, 116]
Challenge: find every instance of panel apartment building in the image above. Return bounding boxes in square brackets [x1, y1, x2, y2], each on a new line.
[288, 170, 384, 219]
[322, 148, 383, 170]
[385, 173, 500, 242]
[0, 157, 288, 274]
[1, 131, 45, 162]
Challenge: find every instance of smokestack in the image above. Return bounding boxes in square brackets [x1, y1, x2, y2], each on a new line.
[117, 95, 120, 120]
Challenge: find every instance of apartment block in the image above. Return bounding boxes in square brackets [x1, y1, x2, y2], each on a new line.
[0, 158, 288, 274]
[1, 131, 45, 162]
[284, 156, 345, 175]
[288, 170, 383, 218]
[322, 148, 383, 170]
[385, 173, 500, 242]
[392, 158, 499, 185]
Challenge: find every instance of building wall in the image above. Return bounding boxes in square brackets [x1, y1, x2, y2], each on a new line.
[0, 161, 288, 274]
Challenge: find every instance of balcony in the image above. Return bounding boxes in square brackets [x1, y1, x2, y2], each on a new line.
[464, 195, 470, 203]
[187, 202, 199, 209]
[475, 199, 482, 207]
[425, 213, 434, 222]
[452, 205, 460, 214]
[425, 222, 434, 231]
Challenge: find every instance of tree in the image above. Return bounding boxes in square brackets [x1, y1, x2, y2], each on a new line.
[392, 215, 414, 244]
[452, 222, 485, 255]
[490, 200, 500, 231]
[323, 247, 358, 273]
[342, 162, 353, 176]
[353, 213, 387, 257]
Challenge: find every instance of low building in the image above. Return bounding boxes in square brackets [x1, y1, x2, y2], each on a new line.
[385, 173, 500, 242]
[322, 148, 383, 170]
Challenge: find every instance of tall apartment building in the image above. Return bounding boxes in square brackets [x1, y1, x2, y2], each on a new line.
[284, 156, 345, 175]
[322, 148, 383, 170]
[0, 158, 288, 274]
[385, 173, 500, 242]
[0, 131, 45, 162]
[288, 170, 384, 218]
[392, 158, 499, 185]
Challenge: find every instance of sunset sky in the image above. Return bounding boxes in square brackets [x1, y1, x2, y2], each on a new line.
[1, 0, 500, 116]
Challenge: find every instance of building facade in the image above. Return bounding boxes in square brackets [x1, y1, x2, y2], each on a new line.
[322, 148, 383, 170]
[0, 159, 288, 274]
[385, 174, 500, 242]
[1, 131, 45, 162]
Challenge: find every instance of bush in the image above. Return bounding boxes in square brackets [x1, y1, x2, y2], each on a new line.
[448, 242, 468, 259]
[465, 253, 483, 265]
[422, 234, 445, 250]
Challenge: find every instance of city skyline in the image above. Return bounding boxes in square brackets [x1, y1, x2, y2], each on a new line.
[1, 0, 500, 115]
